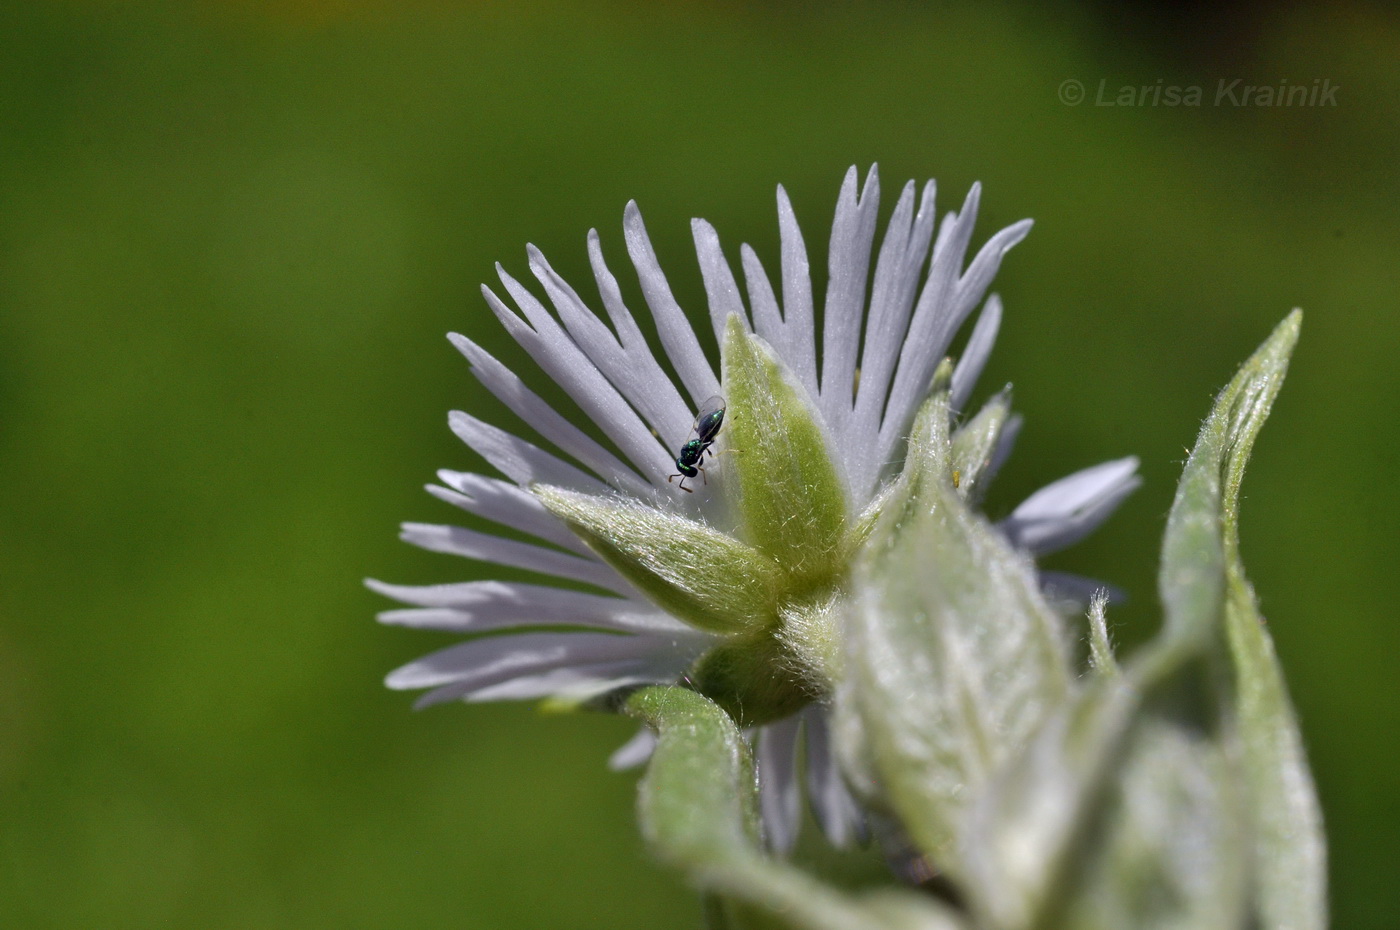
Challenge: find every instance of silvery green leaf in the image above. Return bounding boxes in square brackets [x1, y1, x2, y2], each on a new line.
[961, 313, 1320, 929]
[1159, 311, 1297, 650]
[722, 316, 851, 593]
[625, 687, 966, 930]
[957, 658, 1249, 930]
[1056, 718, 1248, 930]
[955, 674, 1135, 929]
[1225, 572, 1328, 930]
[536, 485, 781, 634]
[1159, 310, 1326, 929]
[837, 381, 1073, 867]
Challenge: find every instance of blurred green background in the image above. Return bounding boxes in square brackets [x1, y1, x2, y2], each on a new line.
[1, 1, 1395, 926]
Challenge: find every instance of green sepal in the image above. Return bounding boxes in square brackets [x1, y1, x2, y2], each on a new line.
[1057, 718, 1249, 930]
[721, 315, 850, 594]
[536, 485, 781, 635]
[688, 633, 819, 728]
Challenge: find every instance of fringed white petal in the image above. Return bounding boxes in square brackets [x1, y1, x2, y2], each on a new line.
[399, 522, 629, 594]
[803, 706, 866, 848]
[368, 577, 641, 613]
[527, 247, 696, 457]
[950, 219, 1033, 340]
[819, 166, 880, 439]
[370, 579, 690, 635]
[950, 294, 1003, 414]
[448, 410, 609, 494]
[428, 472, 591, 555]
[608, 727, 658, 771]
[775, 185, 819, 398]
[740, 244, 785, 352]
[583, 230, 696, 445]
[415, 661, 660, 709]
[623, 201, 721, 406]
[466, 664, 662, 703]
[874, 193, 1031, 485]
[386, 629, 690, 694]
[848, 179, 939, 494]
[692, 218, 751, 348]
[1000, 456, 1142, 555]
[484, 275, 674, 486]
[449, 332, 650, 495]
[756, 714, 803, 854]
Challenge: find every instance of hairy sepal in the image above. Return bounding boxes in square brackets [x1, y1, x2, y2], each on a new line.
[537, 485, 780, 635]
[722, 315, 850, 596]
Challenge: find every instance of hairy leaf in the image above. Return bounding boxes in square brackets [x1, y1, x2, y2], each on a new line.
[1159, 311, 1325, 928]
[837, 381, 1072, 867]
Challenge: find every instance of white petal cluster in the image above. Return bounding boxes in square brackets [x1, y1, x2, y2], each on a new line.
[371, 166, 1138, 851]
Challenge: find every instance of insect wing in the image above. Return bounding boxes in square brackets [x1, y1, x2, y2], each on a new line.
[693, 395, 726, 443]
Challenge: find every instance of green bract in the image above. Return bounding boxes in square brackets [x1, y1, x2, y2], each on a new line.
[948, 387, 1012, 505]
[722, 315, 851, 592]
[535, 484, 782, 636]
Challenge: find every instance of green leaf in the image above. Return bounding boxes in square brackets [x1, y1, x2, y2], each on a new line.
[837, 384, 1073, 867]
[1159, 310, 1299, 652]
[1159, 310, 1325, 929]
[952, 670, 1128, 929]
[625, 687, 966, 930]
[536, 485, 781, 634]
[959, 313, 1320, 929]
[688, 631, 818, 727]
[722, 316, 850, 593]
[1225, 573, 1328, 930]
[1056, 718, 1249, 930]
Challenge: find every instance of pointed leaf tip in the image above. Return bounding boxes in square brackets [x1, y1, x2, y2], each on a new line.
[1159, 310, 1324, 928]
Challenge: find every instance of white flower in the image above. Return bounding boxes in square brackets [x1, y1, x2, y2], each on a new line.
[370, 166, 1140, 854]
